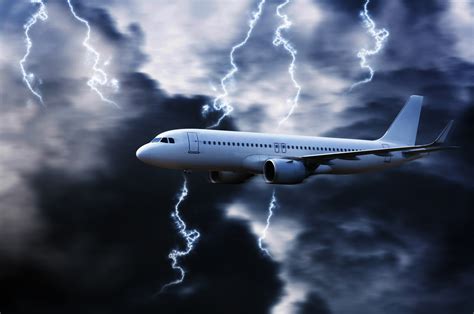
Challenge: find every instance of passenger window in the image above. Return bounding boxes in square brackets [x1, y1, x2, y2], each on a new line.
[161, 138, 168, 143]
[264, 144, 267, 148]
[213, 141, 216, 145]
[169, 138, 175, 144]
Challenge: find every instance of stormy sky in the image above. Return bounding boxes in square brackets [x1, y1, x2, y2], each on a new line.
[0, 1, 473, 314]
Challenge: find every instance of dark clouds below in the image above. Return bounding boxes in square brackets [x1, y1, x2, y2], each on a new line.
[0, 71, 282, 313]
[0, 1, 473, 314]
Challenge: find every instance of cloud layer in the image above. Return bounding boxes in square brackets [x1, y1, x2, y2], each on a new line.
[0, 1, 472, 314]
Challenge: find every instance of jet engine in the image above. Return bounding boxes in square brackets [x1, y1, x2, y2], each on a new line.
[209, 171, 253, 184]
[263, 159, 307, 184]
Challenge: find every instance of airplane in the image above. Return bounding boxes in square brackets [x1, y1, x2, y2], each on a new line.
[136, 95, 457, 184]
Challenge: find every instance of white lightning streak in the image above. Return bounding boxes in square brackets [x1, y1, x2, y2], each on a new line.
[66, 0, 119, 108]
[159, 175, 200, 293]
[203, 0, 267, 128]
[258, 190, 277, 257]
[273, 0, 301, 127]
[350, 0, 389, 90]
[20, 0, 48, 105]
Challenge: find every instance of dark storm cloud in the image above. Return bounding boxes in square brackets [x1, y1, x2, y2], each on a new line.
[261, 102, 474, 313]
[282, 169, 473, 313]
[1, 1, 473, 314]
[233, 1, 473, 304]
[0, 2, 282, 314]
[296, 292, 332, 314]
[0, 91, 282, 313]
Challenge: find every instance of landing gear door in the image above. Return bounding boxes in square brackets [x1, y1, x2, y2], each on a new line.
[382, 144, 391, 163]
[187, 132, 200, 154]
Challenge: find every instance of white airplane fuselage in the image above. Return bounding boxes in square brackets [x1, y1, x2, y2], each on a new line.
[137, 129, 418, 176]
[136, 96, 453, 184]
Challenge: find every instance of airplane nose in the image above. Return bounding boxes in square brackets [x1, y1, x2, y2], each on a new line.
[136, 143, 153, 163]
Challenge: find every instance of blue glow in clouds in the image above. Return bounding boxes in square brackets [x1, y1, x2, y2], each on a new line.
[20, 0, 48, 105]
[160, 175, 200, 293]
[273, 0, 301, 126]
[66, 0, 120, 108]
[203, 0, 267, 128]
[258, 190, 277, 257]
[350, 0, 389, 90]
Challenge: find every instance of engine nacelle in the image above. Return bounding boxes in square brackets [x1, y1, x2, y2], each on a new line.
[209, 171, 253, 184]
[263, 159, 307, 184]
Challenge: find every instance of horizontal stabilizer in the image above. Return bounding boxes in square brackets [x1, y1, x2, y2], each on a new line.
[433, 120, 454, 145]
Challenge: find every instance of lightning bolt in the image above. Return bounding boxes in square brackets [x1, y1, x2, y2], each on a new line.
[258, 190, 277, 257]
[159, 175, 200, 293]
[66, 0, 120, 108]
[350, 0, 389, 90]
[273, 0, 301, 127]
[256, 0, 298, 257]
[203, 0, 267, 128]
[20, 0, 48, 105]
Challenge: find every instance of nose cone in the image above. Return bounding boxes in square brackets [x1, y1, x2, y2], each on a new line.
[136, 143, 154, 164]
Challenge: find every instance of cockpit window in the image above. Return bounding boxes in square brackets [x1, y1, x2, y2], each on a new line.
[152, 137, 176, 144]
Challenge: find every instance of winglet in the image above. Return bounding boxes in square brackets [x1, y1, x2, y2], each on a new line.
[433, 120, 454, 145]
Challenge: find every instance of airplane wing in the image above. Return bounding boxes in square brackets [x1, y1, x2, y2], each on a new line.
[291, 120, 458, 165]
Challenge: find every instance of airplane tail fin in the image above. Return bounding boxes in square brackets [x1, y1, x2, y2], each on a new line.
[378, 95, 423, 145]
